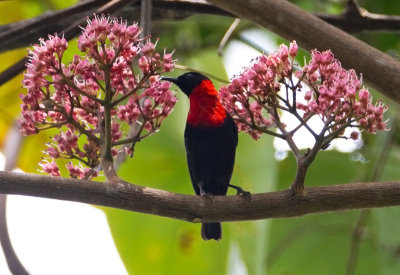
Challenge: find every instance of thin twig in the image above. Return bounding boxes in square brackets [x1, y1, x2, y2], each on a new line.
[237, 34, 267, 54]
[102, 66, 113, 161]
[218, 18, 241, 56]
[174, 64, 230, 83]
[291, 110, 318, 138]
[289, 112, 314, 135]
[234, 117, 285, 139]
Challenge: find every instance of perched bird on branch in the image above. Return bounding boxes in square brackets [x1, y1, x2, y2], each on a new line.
[163, 72, 249, 241]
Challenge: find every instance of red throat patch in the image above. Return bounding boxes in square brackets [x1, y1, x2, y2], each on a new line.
[187, 80, 227, 127]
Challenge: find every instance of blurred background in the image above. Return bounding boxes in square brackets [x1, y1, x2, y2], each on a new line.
[0, 0, 400, 274]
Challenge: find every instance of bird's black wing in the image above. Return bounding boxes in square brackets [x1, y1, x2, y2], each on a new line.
[184, 123, 203, 195]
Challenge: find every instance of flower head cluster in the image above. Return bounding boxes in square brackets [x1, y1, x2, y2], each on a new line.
[296, 49, 387, 134]
[220, 42, 295, 139]
[19, 15, 177, 178]
[220, 41, 387, 143]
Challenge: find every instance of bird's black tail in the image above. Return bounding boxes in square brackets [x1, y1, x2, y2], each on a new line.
[201, 222, 222, 241]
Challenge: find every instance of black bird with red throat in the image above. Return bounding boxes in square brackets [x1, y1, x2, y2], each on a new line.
[163, 72, 249, 241]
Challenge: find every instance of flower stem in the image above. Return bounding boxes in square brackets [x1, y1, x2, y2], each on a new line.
[102, 66, 113, 161]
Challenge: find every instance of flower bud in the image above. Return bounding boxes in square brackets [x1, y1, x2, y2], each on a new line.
[289, 41, 298, 58]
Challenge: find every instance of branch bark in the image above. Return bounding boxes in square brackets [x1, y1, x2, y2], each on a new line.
[317, 0, 400, 33]
[206, 0, 400, 104]
[0, 171, 400, 222]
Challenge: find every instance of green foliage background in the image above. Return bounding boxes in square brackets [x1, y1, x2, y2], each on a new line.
[1, 0, 400, 274]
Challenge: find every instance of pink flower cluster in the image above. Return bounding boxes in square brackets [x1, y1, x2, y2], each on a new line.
[296, 49, 387, 134]
[220, 42, 296, 139]
[66, 162, 97, 179]
[118, 76, 176, 132]
[19, 15, 177, 179]
[220, 41, 387, 141]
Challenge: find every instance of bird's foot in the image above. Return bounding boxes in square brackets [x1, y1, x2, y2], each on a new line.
[199, 187, 214, 202]
[228, 184, 251, 200]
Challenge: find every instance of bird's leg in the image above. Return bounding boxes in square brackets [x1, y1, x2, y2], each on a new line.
[199, 185, 213, 197]
[228, 184, 251, 200]
[198, 185, 214, 202]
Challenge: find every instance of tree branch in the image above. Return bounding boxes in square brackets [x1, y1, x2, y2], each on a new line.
[2, 0, 400, 101]
[317, 0, 400, 33]
[0, 171, 400, 222]
[206, 0, 400, 104]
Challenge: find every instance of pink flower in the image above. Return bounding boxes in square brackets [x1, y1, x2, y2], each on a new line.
[66, 162, 82, 178]
[125, 147, 133, 156]
[289, 40, 298, 58]
[359, 89, 370, 105]
[111, 122, 122, 142]
[40, 161, 60, 177]
[141, 40, 156, 56]
[46, 146, 60, 158]
[350, 131, 359, 140]
[304, 91, 313, 101]
[138, 56, 149, 72]
[278, 44, 289, 60]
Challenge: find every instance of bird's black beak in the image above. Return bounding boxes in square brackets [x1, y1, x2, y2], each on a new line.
[161, 76, 178, 84]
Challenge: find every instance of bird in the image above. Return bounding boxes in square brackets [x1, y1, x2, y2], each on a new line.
[162, 72, 249, 241]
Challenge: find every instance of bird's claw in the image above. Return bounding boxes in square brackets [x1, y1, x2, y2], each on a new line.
[229, 184, 251, 200]
[200, 188, 214, 202]
[236, 188, 251, 200]
[237, 189, 251, 200]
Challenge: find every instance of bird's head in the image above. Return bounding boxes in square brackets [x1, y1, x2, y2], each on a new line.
[162, 72, 210, 97]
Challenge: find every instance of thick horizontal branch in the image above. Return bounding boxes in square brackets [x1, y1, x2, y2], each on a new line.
[206, 0, 400, 103]
[0, 171, 400, 222]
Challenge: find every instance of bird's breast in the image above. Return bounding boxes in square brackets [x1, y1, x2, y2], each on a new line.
[187, 96, 226, 127]
[187, 80, 227, 127]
